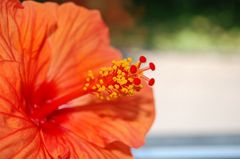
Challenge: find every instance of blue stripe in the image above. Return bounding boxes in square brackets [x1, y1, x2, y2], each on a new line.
[132, 146, 240, 158]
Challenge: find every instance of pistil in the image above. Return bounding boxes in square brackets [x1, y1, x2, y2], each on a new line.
[30, 88, 88, 121]
[30, 56, 155, 122]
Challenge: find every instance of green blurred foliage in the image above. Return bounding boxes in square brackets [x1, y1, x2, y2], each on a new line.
[121, 0, 240, 53]
[35, 0, 240, 53]
[134, 0, 240, 28]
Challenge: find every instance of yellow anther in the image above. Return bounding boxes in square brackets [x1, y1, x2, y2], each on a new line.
[120, 79, 127, 85]
[113, 77, 117, 81]
[127, 57, 132, 62]
[129, 85, 134, 89]
[121, 88, 128, 93]
[101, 85, 106, 90]
[96, 93, 100, 97]
[114, 84, 120, 89]
[128, 78, 134, 82]
[117, 70, 122, 74]
[117, 74, 121, 78]
[112, 65, 117, 70]
[83, 57, 155, 101]
[99, 79, 104, 84]
[110, 92, 118, 98]
[129, 89, 134, 95]
[103, 72, 108, 76]
[87, 70, 94, 79]
[108, 85, 114, 89]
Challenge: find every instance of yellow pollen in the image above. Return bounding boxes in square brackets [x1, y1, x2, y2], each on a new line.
[83, 57, 155, 100]
[108, 85, 114, 89]
[114, 84, 120, 89]
[99, 79, 104, 84]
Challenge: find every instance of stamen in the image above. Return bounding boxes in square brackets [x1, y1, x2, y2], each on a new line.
[84, 56, 156, 100]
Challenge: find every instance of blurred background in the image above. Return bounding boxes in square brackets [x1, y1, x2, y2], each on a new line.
[38, 0, 240, 158]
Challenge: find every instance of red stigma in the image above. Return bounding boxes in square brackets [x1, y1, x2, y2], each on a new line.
[130, 56, 156, 87]
[139, 56, 147, 63]
[149, 62, 155, 71]
[130, 65, 137, 74]
[134, 78, 141, 85]
[148, 78, 155, 86]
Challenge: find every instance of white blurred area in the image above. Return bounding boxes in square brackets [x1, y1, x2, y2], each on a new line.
[142, 52, 240, 136]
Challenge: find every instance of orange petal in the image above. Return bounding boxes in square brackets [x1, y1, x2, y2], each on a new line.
[15, 1, 58, 86]
[0, 0, 58, 88]
[0, 2, 55, 157]
[0, 0, 22, 61]
[42, 130, 133, 159]
[0, 62, 48, 159]
[106, 142, 133, 159]
[0, 61, 23, 115]
[52, 84, 155, 148]
[46, 2, 121, 97]
[17, 1, 57, 57]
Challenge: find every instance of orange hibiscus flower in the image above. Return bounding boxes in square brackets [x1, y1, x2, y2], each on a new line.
[0, 0, 155, 158]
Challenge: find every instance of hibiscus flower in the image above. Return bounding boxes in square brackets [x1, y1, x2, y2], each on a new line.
[0, 0, 155, 158]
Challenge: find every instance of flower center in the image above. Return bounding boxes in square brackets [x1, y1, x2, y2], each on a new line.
[82, 56, 155, 100]
[30, 56, 155, 123]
